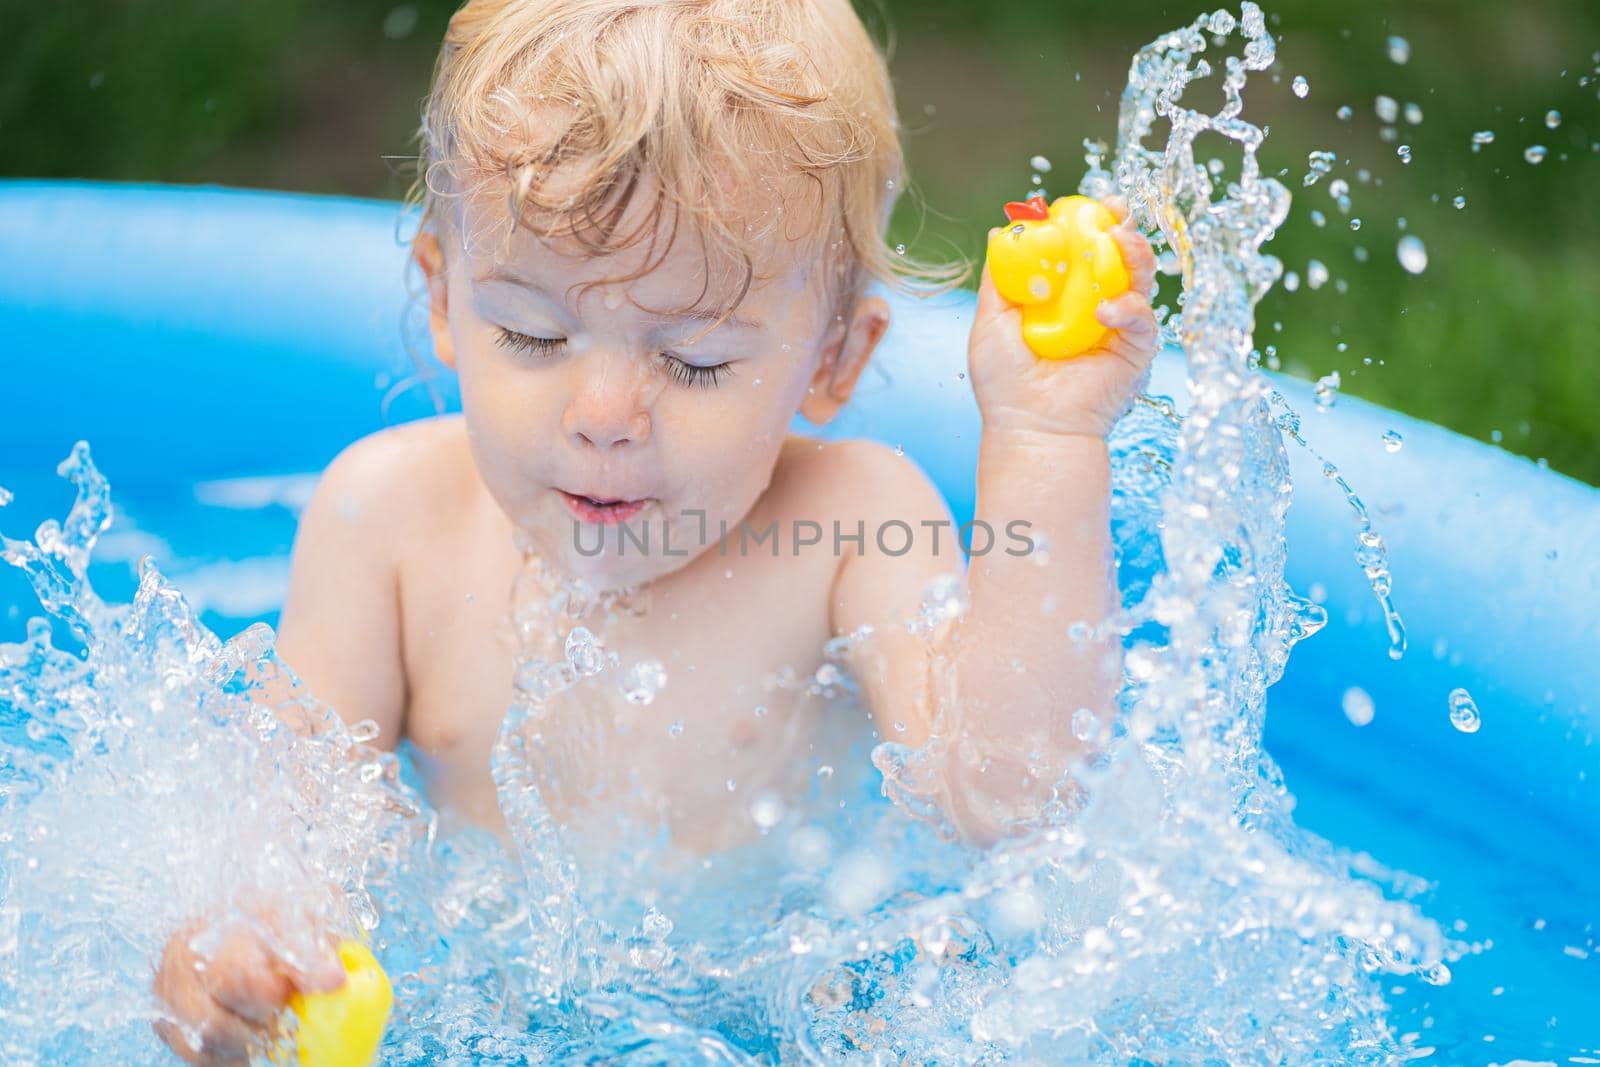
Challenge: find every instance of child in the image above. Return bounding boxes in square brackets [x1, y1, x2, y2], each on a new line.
[153, 0, 1157, 1060]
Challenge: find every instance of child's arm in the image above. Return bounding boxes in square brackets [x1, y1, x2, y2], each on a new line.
[269, 434, 410, 745]
[832, 200, 1158, 844]
[153, 435, 410, 1063]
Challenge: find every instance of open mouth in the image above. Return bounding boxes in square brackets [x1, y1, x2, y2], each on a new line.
[558, 490, 653, 525]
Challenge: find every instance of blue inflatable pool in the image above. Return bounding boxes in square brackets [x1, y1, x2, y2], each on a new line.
[2, 181, 1598, 1056]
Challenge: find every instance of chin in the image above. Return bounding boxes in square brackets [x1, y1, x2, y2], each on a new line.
[550, 515, 706, 593]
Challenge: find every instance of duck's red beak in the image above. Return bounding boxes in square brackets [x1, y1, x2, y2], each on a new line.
[1003, 195, 1051, 222]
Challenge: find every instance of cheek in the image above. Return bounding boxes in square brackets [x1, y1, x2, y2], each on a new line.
[455, 346, 561, 473]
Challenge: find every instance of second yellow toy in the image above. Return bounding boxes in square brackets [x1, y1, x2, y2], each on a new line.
[284, 939, 392, 1067]
[985, 194, 1131, 360]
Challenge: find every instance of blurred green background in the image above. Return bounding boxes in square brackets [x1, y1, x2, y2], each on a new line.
[5, 0, 1597, 483]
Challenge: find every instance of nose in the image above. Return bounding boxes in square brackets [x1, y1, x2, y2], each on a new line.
[560, 353, 652, 450]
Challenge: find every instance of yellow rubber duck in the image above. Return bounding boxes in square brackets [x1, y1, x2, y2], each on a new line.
[985, 194, 1131, 359]
[284, 939, 392, 1067]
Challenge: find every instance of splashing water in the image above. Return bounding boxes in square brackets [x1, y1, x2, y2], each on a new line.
[0, 6, 1462, 1064]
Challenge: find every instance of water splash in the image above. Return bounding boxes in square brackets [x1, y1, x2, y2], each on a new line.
[0, 445, 427, 1064]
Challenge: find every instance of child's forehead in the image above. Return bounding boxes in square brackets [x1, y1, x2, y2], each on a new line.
[456, 181, 827, 322]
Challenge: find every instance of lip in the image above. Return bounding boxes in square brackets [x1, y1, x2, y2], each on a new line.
[558, 490, 655, 525]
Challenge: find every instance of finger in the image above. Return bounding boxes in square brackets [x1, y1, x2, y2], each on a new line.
[1112, 227, 1158, 291]
[1095, 292, 1151, 331]
[151, 1017, 207, 1065]
[201, 1007, 264, 1065]
[152, 1011, 256, 1067]
[973, 261, 1010, 325]
[284, 943, 348, 995]
[209, 966, 294, 1025]
[203, 935, 295, 1023]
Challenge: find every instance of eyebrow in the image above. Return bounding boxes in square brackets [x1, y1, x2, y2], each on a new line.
[476, 266, 765, 332]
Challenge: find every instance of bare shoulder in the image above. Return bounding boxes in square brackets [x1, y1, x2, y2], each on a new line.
[774, 434, 954, 529]
[307, 414, 473, 543]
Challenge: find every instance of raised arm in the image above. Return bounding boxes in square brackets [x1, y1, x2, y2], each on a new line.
[832, 200, 1158, 845]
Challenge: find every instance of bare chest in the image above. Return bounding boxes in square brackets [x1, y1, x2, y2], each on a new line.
[394, 520, 849, 839]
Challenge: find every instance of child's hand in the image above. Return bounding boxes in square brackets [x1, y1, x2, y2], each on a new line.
[968, 196, 1160, 440]
[152, 914, 345, 1066]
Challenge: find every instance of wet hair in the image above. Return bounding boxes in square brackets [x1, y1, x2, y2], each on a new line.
[405, 0, 966, 325]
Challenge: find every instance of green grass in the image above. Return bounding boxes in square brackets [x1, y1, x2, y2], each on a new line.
[6, 0, 1597, 483]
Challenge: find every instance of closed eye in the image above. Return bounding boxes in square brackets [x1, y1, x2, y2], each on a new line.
[495, 328, 731, 388]
[493, 327, 565, 356]
[659, 353, 733, 389]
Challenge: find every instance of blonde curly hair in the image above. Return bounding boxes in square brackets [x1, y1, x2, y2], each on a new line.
[406, 0, 964, 323]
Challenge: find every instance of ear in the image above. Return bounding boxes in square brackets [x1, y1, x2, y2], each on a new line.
[798, 294, 891, 426]
[411, 231, 456, 371]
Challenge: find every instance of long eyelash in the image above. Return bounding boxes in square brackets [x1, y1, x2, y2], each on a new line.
[494, 328, 565, 356]
[660, 354, 732, 389]
[494, 329, 726, 387]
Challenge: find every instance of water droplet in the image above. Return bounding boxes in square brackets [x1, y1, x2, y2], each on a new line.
[1545, 109, 1562, 130]
[1071, 707, 1101, 742]
[1313, 370, 1341, 409]
[1382, 429, 1404, 453]
[1028, 274, 1052, 300]
[813, 662, 845, 691]
[749, 791, 785, 830]
[1029, 154, 1052, 173]
[1350, 217, 1363, 231]
[912, 573, 967, 635]
[1448, 688, 1481, 733]
[618, 658, 667, 705]
[668, 719, 684, 737]
[1375, 95, 1399, 123]
[1292, 75, 1309, 99]
[1396, 235, 1428, 274]
[1341, 686, 1375, 726]
[1307, 260, 1330, 289]
[1386, 35, 1410, 64]
[642, 905, 673, 940]
[894, 243, 907, 255]
[1452, 195, 1467, 210]
[1396, 144, 1412, 164]
[1404, 102, 1424, 125]
[1523, 144, 1548, 164]
[565, 626, 606, 676]
[1471, 129, 1496, 149]
[1310, 209, 1326, 227]
[725, 778, 738, 792]
[1336, 105, 1353, 121]
[1302, 149, 1337, 186]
